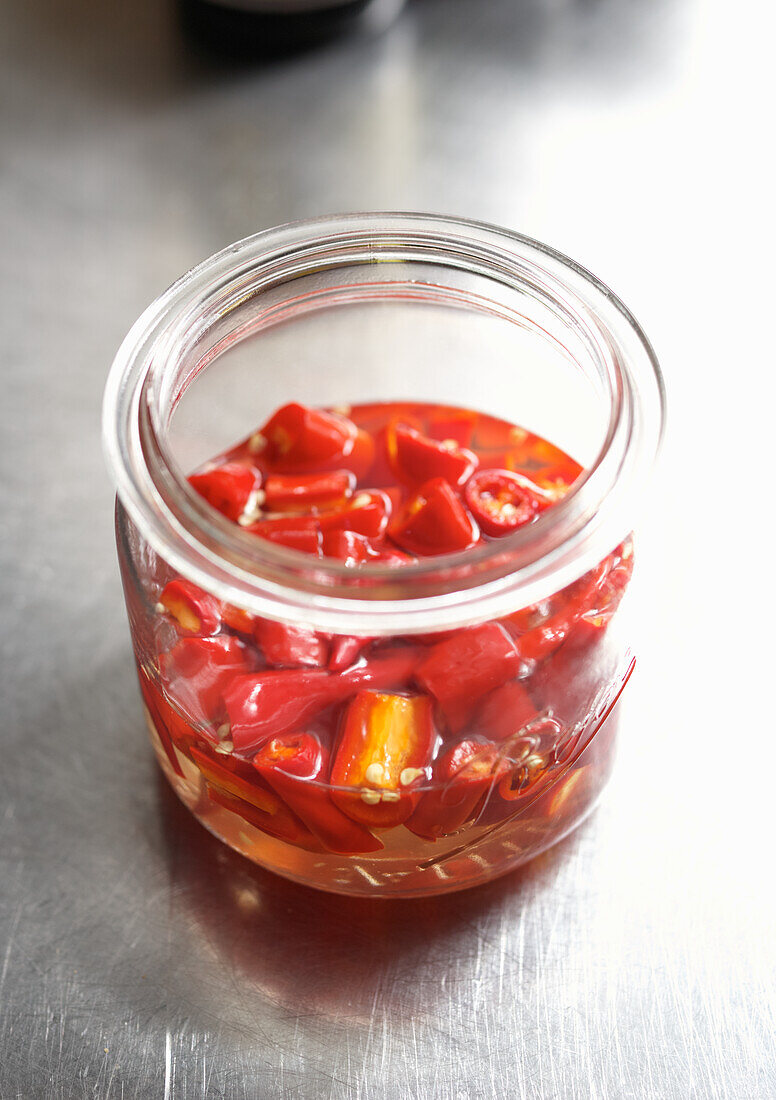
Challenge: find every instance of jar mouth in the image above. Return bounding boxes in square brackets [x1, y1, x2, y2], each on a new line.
[103, 213, 665, 634]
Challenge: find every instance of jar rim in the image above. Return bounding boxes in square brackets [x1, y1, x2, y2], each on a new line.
[103, 212, 665, 633]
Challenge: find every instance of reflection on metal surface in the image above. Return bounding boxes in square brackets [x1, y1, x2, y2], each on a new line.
[156, 773, 581, 1025]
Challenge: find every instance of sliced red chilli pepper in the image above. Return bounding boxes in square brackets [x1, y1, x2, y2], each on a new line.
[502, 598, 554, 635]
[262, 470, 355, 513]
[470, 414, 522, 452]
[556, 618, 601, 659]
[471, 418, 580, 482]
[191, 744, 279, 813]
[389, 477, 479, 556]
[391, 425, 478, 488]
[159, 635, 253, 686]
[506, 432, 583, 488]
[137, 669, 186, 777]
[223, 669, 349, 754]
[318, 491, 391, 539]
[407, 738, 504, 839]
[381, 485, 404, 515]
[578, 540, 634, 630]
[328, 634, 375, 671]
[513, 561, 610, 664]
[415, 622, 522, 729]
[190, 745, 312, 844]
[340, 646, 422, 693]
[157, 579, 222, 637]
[218, 601, 256, 636]
[320, 530, 380, 566]
[188, 462, 262, 523]
[475, 679, 539, 742]
[495, 716, 563, 802]
[223, 646, 422, 754]
[464, 469, 551, 538]
[253, 732, 383, 854]
[426, 409, 476, 449]
[557, 544, 633, 658]
[495, 754, 548, 803]
[253, 618, 328, 668]
[331, 692, 436, 828]
[147, 672, 199, 751]
[374, 545, 416, 567]
[320, 529, 411, 566]
[263, 528, 321, 554]
[255, 402, 374, 478]
[528, 615, 625, 728]
[344, 429, 375, 481]
[248, 492, 390, 554]
[207, 788, 322, 851]
[245, 514, 321, 555]
[367, 412, 427, 487]
[504, 555, 613, 644]
[530, 627, 599, 717]
[159, 635, 254, 724]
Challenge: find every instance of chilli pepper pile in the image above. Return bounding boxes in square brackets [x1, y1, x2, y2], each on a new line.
[141, 401, 633, 856]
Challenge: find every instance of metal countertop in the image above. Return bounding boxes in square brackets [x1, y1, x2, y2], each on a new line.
[1, 0, 774, 1096]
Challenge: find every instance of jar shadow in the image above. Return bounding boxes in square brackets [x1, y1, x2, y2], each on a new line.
[156, 770, 588, 1021]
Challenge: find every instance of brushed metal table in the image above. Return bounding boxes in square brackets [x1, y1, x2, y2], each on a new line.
[1, 0, 774, 1096]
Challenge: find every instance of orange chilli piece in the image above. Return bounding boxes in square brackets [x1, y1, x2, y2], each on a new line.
[331, 691, 436, 828]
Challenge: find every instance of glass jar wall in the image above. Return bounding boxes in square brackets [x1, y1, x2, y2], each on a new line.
[104, 214, 664, 897]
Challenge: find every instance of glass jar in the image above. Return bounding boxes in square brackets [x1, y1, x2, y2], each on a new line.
[103, 213, 664, 898]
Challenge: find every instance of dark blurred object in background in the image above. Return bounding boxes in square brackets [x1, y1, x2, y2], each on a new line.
[180, 0, 405, 56]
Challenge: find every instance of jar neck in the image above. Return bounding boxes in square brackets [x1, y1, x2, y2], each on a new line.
[104, 214, 664, 634]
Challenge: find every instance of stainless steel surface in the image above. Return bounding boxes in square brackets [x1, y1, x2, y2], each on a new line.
[1, 0, 774, 1096]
